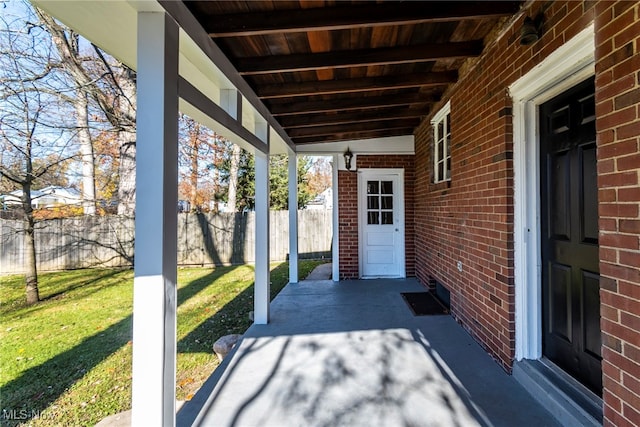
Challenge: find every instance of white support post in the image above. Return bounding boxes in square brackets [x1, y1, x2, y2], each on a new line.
[254, 123, 270, 324]
[288, 152, 299, 283]
[332, 154, 340, 281]
[131, 12, 179, 427]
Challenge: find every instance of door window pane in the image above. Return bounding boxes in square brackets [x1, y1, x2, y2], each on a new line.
[367, 196, 379, 210]
[367, 212, 379, 225]
[367, 181, 379, 194]
[381, 212, 393, 224]
[381, 181, 393, 194]
[381, 196, 393, 209]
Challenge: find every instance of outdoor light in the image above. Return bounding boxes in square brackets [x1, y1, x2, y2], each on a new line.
[343, 148, 354, 171]
[520, 15, 543, 46]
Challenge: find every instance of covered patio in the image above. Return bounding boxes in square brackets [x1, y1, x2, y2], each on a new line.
[31, 1, 640, 426]
[177, 277, 560, 427]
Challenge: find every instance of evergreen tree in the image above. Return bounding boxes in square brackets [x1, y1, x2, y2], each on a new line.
[218, 151, 316, 211]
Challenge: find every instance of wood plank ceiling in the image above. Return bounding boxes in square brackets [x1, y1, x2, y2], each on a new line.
[183, 1, 522, 146]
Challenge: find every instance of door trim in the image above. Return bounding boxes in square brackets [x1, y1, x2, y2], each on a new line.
[357, 168, 406, 279]
[509, 24, 595, 360]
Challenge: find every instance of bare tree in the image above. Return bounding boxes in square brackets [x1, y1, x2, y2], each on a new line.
[0, 6, 77, 303]
[33, 9, 98, 215]
[177, 114, 225, 211]
[113, 70, 136, 216]
[36, 7, 137, 216]
[227, 143, 242, 212]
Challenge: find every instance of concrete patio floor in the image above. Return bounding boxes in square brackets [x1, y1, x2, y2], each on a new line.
[177, 278, 561, 427]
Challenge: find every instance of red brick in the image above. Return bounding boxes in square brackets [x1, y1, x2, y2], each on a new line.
[602, 305, 620, 323]
[598, 139, 638, 159]
[598, 42, 635, 72]
[620, 220, 640, 234]
[620, 251, 640, 268]
[621, 312, 640, 331]
[617, 154, 640, 172]
[600, 188, 617, 202]
[602, 262, 640, 281]
[603, 346, 640, 381]
[615, 88, 640, 110]
[614, 17, 640, 48]
[599, 159, 616, 174]
[601, 232, 640, 250]
[597, 99, 615, 116]
[613, 1, 637, 18]
[618, 121, 640, 140]
[600, 217, 618, 232]
[623, 403, 640, 426]
[599, 74, 636, 102]
[614, 58, 640, 86]
[619, 282, 640, 300]
[619, 187, 640, 202]
[599, 203, 639, 218]
[597, 10, 627, 47]
[599, 129, 616, 144]
[604, 406, 627, 427]
[599, 172, 639, 188]
[603, 108, 638, 133]
[601, 247, 618, 262]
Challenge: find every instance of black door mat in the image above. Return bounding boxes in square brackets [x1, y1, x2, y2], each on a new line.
[401, 292, 449, 316]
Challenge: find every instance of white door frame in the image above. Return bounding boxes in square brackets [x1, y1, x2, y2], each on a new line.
[357, 168, 406, 278]
[509, 24, 595, 360]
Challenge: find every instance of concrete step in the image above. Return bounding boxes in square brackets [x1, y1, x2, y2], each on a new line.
[513, 359, 602, 427]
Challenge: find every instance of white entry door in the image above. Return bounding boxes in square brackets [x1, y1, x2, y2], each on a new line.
[358, 169, 405, 278]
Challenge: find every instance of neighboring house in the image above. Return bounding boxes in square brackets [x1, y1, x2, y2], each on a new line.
[177, 199, 191, 213]
[305, 187, 332, 210]
[1, 186, 82, 209]
[34, 2, 640, 426]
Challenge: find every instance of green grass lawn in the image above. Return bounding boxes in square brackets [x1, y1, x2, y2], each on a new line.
[0, 260, 324, 426]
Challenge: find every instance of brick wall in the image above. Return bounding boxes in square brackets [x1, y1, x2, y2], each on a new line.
[338, 155, 415, 279]
[412, 0, 640, 425]
[338, 169, 358, 279]
[415, 1, 597, 371]
[594, 2, 640, 426]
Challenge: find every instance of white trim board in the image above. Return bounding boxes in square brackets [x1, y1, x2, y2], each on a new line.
[296, 135, 415, 154]
[509, 24, 595, 361]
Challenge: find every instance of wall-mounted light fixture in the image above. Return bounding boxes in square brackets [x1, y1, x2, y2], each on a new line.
[520, 14, 544, 46]
[343, 147, 354, 171]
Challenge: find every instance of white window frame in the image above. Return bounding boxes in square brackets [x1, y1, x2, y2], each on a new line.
[431, 101, 451, 183]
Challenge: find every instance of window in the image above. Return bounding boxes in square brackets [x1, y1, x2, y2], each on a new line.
[431, 101, 451, 183]
[366, 180, 394, 225]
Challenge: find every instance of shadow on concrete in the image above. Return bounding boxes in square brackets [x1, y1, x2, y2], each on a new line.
[178, 279, 562, 427]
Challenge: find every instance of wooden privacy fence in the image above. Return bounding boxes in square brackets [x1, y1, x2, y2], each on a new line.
[0, 210, 332, 275]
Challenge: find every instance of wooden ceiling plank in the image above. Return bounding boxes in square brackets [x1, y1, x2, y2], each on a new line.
[287, 118, 420, 138]
[236, 41, 483, 75]
[204, 2, 521, 37]
[270, 93, 435, 116]
[307, 31, 334, 80]
[257, 71, 457, 98]
[280, 108, 428, 129]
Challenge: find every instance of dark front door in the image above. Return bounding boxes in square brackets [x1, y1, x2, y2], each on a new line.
[540, 77, 601, 396]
